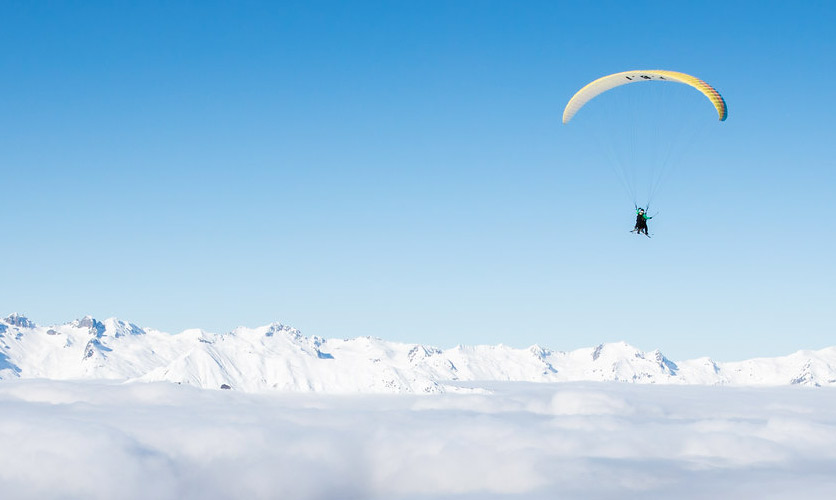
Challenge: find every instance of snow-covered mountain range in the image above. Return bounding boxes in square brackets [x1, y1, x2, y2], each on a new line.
[1, 313, 834, 393]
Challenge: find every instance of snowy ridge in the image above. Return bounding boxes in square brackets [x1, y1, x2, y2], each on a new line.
[1, 313, 835, 393]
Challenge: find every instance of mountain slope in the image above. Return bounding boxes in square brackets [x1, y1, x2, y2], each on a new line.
[2, 314, 834, 393]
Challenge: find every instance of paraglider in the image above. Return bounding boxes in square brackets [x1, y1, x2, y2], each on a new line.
[562, 70, 727, 237]
[562, 70, 727, 125]
[632, 207, 652, 237]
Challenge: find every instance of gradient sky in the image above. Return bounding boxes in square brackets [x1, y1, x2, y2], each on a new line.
[2, 1, 834, 361]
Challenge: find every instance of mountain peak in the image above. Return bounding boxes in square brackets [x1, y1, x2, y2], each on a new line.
[72, 316, 106, 336]
[265, 322, 299, 337]
[4, 313, 34, 328]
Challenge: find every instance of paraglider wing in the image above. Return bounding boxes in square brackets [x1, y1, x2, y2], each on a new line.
[562, 70, 727, 124]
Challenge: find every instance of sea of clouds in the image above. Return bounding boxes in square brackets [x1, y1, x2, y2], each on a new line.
[1, 380, 835, 499]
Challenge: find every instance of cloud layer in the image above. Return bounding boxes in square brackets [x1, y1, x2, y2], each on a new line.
[1, 380, 835, 499]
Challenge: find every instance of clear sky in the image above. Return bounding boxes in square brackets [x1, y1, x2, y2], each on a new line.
[2, 1, 834, 361]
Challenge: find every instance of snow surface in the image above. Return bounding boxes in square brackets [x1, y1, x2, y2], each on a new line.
[2, 314, 836, 392]
[0, 379, 835, 499]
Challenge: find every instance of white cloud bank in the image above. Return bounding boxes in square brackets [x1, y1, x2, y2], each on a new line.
[1, 380, 835, 499]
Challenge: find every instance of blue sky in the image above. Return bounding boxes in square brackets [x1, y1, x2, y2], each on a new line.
[2, 1, 834, 360]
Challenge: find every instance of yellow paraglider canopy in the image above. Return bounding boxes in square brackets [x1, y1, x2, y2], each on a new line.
[562, 70, 727, 124]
